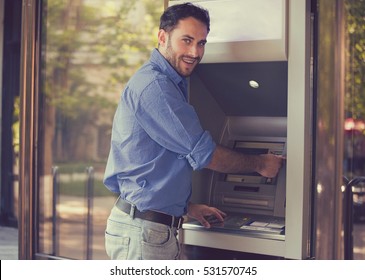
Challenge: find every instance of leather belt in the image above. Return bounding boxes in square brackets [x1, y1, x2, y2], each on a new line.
[115, 197, 184, 229]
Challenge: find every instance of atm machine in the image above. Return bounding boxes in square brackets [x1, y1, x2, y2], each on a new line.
[169, 0, 312, 259]
[182, 61, 288, 258]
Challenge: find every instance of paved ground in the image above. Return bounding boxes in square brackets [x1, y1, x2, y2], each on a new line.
[0, 226, 18, 260]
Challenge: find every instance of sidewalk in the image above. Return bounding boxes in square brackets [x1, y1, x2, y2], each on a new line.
[0, 226, 18, 260]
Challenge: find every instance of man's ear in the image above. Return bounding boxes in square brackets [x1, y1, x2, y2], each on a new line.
[158, 29, 167, 47]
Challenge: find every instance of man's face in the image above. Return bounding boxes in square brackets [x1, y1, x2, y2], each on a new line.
[158, 17, 208, 77]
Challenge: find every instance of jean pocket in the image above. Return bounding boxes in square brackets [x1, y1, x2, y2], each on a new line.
[141, 223, 179, 260]
[105, 219, 130, 260]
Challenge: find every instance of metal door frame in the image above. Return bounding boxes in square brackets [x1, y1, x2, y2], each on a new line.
[18, 0, 41, 260]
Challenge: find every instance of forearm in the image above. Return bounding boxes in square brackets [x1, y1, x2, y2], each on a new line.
[205, 144, 283, 178]
[206, 145, 262, 174]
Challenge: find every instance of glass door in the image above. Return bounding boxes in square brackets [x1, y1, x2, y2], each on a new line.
[343, 0, 365, 260]
[33, 0, 163, 259]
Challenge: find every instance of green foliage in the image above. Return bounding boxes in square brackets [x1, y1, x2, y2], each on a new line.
[59, 179, 112, 197]
[55, 162, 113, 197]
[12, 97, 20, 154]
[43, 0, 163, 129]
[345, 0, 365, 120]
[41, 0, 163, 161]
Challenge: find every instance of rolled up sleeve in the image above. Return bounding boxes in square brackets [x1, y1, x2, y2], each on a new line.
[185, 131, 216, 170]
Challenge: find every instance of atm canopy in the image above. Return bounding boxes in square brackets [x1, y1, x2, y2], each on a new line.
[193, 61, 288, 117]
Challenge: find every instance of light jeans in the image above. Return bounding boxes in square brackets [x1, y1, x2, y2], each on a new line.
[105, 205, 180, 260]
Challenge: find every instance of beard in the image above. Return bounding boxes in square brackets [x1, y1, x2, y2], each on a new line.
[164, 38, 201, 77]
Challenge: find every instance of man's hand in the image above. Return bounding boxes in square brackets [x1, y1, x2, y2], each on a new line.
[187, 203, 226, 228]
[257, 154, 285, 178]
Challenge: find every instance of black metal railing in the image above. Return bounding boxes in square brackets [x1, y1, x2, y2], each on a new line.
[51, 165, 95, 259]
[343, 176, 365, 260]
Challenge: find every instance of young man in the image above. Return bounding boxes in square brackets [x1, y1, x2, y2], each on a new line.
[104, 2, 283, 260]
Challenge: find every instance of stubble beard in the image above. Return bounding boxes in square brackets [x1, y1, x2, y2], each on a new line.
[164, 39, 199, 77]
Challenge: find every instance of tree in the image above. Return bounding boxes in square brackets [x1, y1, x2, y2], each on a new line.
[345, 0, 365, 120]
[42, 0, 163, 164]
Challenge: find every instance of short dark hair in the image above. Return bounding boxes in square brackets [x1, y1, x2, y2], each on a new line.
[159, 2, 210, 33]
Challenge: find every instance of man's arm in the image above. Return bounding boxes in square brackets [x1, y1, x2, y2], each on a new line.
[205, 144, 284, 178]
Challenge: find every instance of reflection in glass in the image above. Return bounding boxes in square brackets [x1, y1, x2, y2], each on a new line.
[343, 0, 365, 260]
[38, 0, 163, 259]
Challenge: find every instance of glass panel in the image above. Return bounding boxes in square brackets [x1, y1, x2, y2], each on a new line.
[182, 0, 285, 43]
[314, 0, 342, 260]
[37, 0, 163, 259]
[343, 0, 365, 260]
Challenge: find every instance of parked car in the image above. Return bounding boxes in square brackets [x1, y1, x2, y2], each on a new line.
[353, 185, 365, 223]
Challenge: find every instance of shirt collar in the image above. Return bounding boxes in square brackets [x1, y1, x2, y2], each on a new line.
[150, 48, 187, 87]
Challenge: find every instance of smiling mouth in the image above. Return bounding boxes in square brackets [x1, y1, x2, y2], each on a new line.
[182, 56, 198, 65]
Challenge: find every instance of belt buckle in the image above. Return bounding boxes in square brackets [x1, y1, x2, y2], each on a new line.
[177, 217, 183, 229]
[129, 204, 136, 218]
[172, 216, 183, 229]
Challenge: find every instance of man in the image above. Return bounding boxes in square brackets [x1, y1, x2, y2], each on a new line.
[104, 2, 283, 260]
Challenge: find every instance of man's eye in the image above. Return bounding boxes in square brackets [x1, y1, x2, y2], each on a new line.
[183, 39, 191, 44]
[199, 41, 206, 46]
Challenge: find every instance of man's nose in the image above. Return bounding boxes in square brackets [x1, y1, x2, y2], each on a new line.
[188, 44, 200, 57]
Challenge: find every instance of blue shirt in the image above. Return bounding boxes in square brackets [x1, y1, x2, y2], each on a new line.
[103, 49, 216, 217]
